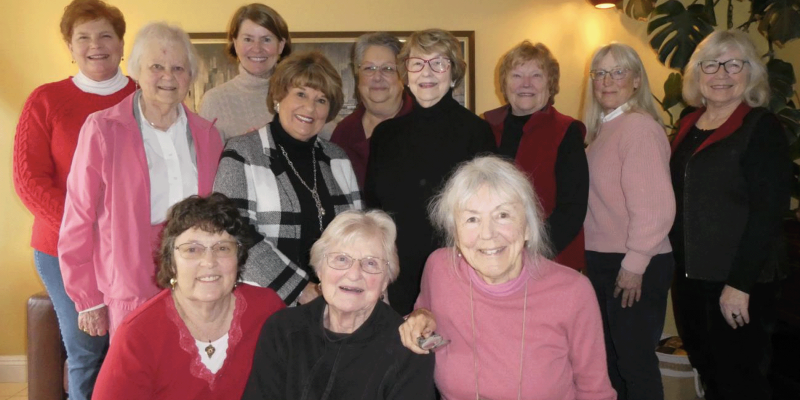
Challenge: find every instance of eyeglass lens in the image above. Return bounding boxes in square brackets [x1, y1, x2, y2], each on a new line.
[176, 242, 238, 259]
[326, 253, 385, 274]
[405, 57, 451, 73]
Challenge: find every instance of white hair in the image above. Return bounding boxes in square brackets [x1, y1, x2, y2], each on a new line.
[127, 21, 201, 84]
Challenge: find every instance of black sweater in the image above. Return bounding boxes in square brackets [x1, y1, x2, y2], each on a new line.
[241, 297, 435, 400]
[365, 90, 497, 314]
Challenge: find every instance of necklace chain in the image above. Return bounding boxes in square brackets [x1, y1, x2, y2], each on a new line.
[173, 295, 229, 358]
[279, 144, 325, 232]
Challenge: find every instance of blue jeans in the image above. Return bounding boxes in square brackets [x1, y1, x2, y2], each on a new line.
[34, 250, 108, 400]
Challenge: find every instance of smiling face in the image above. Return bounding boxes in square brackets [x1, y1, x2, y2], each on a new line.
[277, 86, 330, 141]
[172, 228, 238, 304]
[407, 48, 452, 108]
[318, 237, 389, 320]
[698, 49, 748, 110]
[456, 186, 529, 285]
[506, 60, 550, 116]
[233, 19, 285, 77]
[358, 45, 403, 111]
[137, 41, 192, 108]
[592, 53, 640, 114]
[68, 18, 124, 81]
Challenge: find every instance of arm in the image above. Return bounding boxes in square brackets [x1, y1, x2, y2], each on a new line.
[241, 317, 287, 399]
[547, 122, 589, 255]
[569, 278, 617, 400]
[92, 322, 154, 398]
[399, 252, 438, 354]
[213, 145, 310, 305]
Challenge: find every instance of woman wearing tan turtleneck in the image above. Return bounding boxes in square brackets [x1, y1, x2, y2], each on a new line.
[199, 3, 291, 142]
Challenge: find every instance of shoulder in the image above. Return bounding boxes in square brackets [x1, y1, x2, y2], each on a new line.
[262, 298, 318, 335]
[239, 284, 284, 311]
[318, 138, 349, 160]
[224, 129, 265, 153]
[424, 248, 456, 277]
[21, 79, 80, 115]
[616, 112, 668, 143]
[533, 259, 597, 302]
[116, 290, 172, 333]
[199, 80, 236, 107]
[482, 105, 507, 126]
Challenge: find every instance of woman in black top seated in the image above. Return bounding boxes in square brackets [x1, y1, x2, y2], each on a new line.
[365, 28, 496, 314]
[242, 210, 435, 399]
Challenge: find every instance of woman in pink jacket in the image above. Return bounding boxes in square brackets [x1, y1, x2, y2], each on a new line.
[59, 22, 223, 339]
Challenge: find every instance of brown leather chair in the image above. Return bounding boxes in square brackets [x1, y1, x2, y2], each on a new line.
[27, 291, 68, 400]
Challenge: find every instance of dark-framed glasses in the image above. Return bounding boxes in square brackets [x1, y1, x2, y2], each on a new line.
[325, 252, 387, 274]
[405, 56, 452, 73]
[589, 68, 630, 81]
[360, 64, 398, 77]
[699, 59, 749, 74]
[175, 241, 239, 260]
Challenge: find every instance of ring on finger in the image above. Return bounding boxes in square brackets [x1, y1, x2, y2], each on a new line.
[732, 313, 740, 318]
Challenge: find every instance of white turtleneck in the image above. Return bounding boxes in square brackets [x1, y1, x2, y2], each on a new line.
[72, 68, 130, 95]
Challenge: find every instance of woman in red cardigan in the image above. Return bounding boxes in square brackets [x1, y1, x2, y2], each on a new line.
[483, 41, 588, 270]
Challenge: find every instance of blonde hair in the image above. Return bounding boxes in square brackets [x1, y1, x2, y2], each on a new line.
[682, 30, 769, 108]
[583, 43, 663, 143]
[397, 29, 466, 87]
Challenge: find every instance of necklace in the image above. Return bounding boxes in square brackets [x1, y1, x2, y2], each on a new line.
[469, 276, 528, 400]
[173, 295, 230, 358]
[279, 143, 325, 232]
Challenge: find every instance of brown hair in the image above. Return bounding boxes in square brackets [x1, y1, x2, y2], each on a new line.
[226, 3, 291, 62]
[397, 29, 466, 87]
[60, 0, 125, 43]
[156, 193, 259, 289]
[266, 51, 344, 123]
[498, 41, 560, 103]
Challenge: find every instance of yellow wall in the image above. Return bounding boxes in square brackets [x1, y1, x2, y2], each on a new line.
[2, 0, 799, 355]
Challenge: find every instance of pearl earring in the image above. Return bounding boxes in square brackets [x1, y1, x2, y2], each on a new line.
[450, 81, 456, 88]
[275, 102, 280, 112]
[170, 278, 177, 289]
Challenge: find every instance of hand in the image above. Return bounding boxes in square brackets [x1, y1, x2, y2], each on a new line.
[297, 282, 321, 305]
[613, 268, 643, 308]
[398, 308, 437, 355]
[78, 306, 109, 336]
[720, 285, 750, 329]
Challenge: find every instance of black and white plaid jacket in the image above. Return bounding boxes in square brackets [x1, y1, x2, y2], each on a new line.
[214, 125, 361, 305]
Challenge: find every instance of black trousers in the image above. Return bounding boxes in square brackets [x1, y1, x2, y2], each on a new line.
[585, 251, 674, 400]
[672, 269, 779, 400]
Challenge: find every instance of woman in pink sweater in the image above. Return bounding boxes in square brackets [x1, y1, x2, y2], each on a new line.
[400, 156, 615, 400]
[582, 43, 675, 400]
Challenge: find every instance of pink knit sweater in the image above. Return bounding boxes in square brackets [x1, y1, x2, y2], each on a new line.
[584, 111, 675, 274]
[416, 248, 616, 400]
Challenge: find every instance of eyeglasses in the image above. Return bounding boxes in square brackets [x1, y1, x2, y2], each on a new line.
[405, 57, 451, 73]
[699, 59, 749, 75]
[359, 64, 398, 77]
[589, 68, 630, 81]
[325, 252, 387, 274]
[175, 241, 240, 260]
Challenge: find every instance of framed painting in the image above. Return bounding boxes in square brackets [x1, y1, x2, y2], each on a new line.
[188, 30, 476, 123]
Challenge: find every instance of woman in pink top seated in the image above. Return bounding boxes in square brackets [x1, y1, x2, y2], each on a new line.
[400, 156, 615, 400]
[582, 43, 675, 400]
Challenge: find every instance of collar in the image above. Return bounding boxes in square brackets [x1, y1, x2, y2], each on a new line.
[464, 255, 531, 297]
[234, 63, 272, 92]
[72, 68, 129, 95]
[601, 103, 629, 123]
[410, 87, 460, 118]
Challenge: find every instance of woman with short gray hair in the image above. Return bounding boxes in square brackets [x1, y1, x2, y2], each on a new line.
[59, 21, 223, 337]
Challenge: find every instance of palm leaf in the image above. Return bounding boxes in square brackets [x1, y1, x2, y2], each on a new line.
[647, 0, 715, 70]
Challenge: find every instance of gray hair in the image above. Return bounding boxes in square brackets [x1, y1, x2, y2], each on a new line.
[352, 32, 403, 76]
[682, 29, 769, 108]
[127, 22, 201, 84]
[309, 210, 400, 283]
[583, 43, 663, 143]
[429, 155, 552, 263]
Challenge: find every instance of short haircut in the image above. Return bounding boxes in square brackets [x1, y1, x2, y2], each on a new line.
[156, 193, 258, 289]
[397, 29, 467, 87]
[60, 0, 125, 43]
[682, 29, 769, 108]
[127, 22, 201, 84]
[309, 210, 400, 283]
[352, 32, 403, 77]
[226, 3, 291, 62]
[429, 155, 552, 263]
[498, 40, 560, 104]
[583, 42, 663, 143]
[266, 51, 344, 123]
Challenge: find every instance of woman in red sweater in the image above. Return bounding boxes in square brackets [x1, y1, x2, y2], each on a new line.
[12, 1, 135, 398]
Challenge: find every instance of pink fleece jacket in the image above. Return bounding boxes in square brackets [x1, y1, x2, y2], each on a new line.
[59, 92, 223, 320]
[584, 111, 675, 274]
[416, 248, 616, 400]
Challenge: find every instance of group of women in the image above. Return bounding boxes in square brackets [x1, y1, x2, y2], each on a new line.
[12, 0, 791, 399]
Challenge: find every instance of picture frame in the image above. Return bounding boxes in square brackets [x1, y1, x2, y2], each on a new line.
[187, 31, 476, 122]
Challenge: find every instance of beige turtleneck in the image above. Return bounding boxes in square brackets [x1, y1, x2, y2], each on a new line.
[199, 64, 273, 142]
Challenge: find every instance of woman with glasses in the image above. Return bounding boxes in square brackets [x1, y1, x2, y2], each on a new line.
[582, 43, 675, 400]
[670, 30, 791, 400]
[93, 193, 285, 399]
[242, 210, 435, 399]
[365, 29, 495, 315]
[330, 32, 413, 189]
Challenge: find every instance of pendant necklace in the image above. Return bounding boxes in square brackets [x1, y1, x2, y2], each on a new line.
[469, 276, 528, 400]
[279, 143, 325, 232]
[174, 296, 227, 358]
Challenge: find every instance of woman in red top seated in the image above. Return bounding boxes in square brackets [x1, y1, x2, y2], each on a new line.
[93, 193, 285, 399]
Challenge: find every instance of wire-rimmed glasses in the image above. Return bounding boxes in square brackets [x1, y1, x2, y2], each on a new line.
[325, 252, 387, 274]
[589, 68, 630, 81]
[174, 241, 240, 260]
[359, 64, 398, 77]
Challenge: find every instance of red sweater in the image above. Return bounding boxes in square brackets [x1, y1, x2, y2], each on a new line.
[13, 77, 136, 256]
[93, 284, 285, 400]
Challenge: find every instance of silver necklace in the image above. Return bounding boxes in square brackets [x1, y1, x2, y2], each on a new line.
[278, 144, 325, 232]
[469, 277, 528, 400]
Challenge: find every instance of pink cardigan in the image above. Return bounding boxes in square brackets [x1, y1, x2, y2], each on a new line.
[59, 92, 223, 314]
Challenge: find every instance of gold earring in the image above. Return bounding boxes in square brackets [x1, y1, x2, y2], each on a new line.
[169, 278, 177, 289]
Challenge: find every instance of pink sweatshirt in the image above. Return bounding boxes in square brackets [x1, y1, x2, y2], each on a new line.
[584, 111, 675, 274]
[416, 248, 616, 400]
